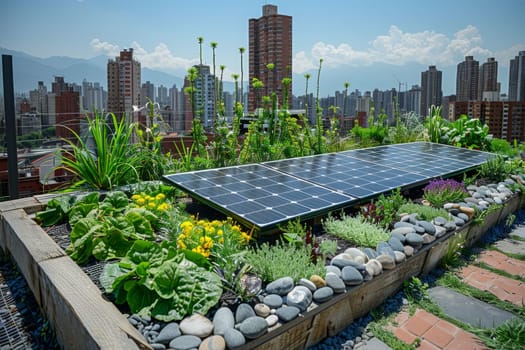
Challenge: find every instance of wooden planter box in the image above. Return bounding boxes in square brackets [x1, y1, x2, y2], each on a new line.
[0, 192, 522, 350]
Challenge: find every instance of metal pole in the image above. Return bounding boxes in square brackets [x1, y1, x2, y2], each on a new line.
[2, 55, 19, 199]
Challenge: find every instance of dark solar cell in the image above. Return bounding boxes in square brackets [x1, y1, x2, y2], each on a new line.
[164, 142, 494, 229]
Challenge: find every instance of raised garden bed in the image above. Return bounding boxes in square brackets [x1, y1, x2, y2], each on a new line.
[0, 189, 522, 350]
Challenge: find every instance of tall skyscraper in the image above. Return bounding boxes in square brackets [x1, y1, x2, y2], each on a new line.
[183, 64, 217, 130]
[248, 4, 292, 112]
[509, 51, 525, 101]
[456, 56, 479, 102]
[421, 66, 442, 117]
[141, 81, 155, 106]
[107, 48, 141, 117]
[479, 57, 499, 101]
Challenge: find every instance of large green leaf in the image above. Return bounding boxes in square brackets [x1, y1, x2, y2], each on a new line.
[99, 191, 129, 213]
[127, 283, 157, 315]
[36, 195, 75, 226]
[99, 263, 127, 293]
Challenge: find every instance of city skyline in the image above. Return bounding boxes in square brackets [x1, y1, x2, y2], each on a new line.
[1, 0, 524, 96]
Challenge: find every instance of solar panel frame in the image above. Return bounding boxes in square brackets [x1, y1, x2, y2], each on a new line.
[163, 142, 495, 231]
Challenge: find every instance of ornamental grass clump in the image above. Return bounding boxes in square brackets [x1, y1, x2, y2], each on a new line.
[423, 178, 468, 208]
[322, 212, 390, 248]
[398, 202, 450, 221]
[244, 240, 326, 282]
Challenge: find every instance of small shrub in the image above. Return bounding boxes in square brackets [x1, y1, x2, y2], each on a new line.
[403, 276, 429, 303]
[323, 213, 390, 248]
[488, 318, 525, 350]
[364, 188, 407, 229]
[478, 156, 515, 182]
[398, 202, 450, 221]
[422, 178, 468, 208]
[244, 240, 326, 282]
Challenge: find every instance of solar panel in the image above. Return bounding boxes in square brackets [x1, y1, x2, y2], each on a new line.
[163, 164, 355, 228]
[163, 142, 494, 230]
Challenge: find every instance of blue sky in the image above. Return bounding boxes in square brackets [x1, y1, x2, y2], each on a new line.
[1, 0, 524, 95]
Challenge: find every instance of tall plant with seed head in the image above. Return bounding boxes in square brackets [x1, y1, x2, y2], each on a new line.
[239, 47, 245, 108]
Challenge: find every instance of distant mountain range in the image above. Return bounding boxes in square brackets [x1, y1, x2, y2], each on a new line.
[0, 47, 184, 93]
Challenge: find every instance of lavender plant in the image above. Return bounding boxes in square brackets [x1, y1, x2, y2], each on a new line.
[423, 178, 468, 208]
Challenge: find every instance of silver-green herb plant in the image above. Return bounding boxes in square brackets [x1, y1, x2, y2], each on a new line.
[322, 212, 390, 248]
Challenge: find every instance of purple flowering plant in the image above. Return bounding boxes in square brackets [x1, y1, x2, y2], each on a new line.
[423, 178, 468, 208]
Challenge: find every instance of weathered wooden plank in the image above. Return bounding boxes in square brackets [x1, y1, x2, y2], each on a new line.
[0, 209, 65, 303]
[499, 194, 521, 223]
[305, 296, 354, 347]
[0, 196, 43, 214]
[38, 256, 149, 350]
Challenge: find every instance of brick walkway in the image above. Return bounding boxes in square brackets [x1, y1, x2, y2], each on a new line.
[476, 249, 525, 278]
[459, 265, 525, 306]
[386, 235, 524, 349]
[389, 309, 487, 350]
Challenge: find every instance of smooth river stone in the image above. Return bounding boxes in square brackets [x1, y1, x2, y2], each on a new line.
[376, 254, 396, 270]
[276, 306, 301, 322]
[154, 322, 181, 345]
[169, 335, 202, 350]
[179, 313, 213, 338]
[238, 316, 268, 339]
[223, 328, 245, 348]
[388, 237, 405, 252]
[265, 276, 294, 296]
[235, 303, 255, 324]
[325, 265, 341, 278]
[341, 265, 363, 286]
[265, 314, 279, 327]
[313, 287, 334, 303]
[365, 259, 383, 276]
[199, 335, 226, 350]
[391, 227, 416, 235]
[297, 278, 317, 292]
[417, 220, 436, 235]
[286, 286, 312, 312]
[310, 274, 327, 288]
[405, 232, 424, 246]
[254, 303, 271, 318]
[325, 272, 345, 293]
[213, 307, 235, 336]
[263, 294, 283, 309]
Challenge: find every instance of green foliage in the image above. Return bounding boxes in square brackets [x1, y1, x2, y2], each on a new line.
[440, 233, 465, 269]
[323, 213, 390, 248]
[490, 138, 520, 157]
[351, 113, 388, 147]
[388, 111, 426, 144]
[440, 115, 492, 150]
[57, 112, 141, 190]
[398, 202, 450, 221]
[100, 240, 222, 322]
[478, 155, 516, 182]
[403, 276, 429, 303]
[318, 239, 337, 258]
[35, 195, 75, 226]
[244, 240, 326, 282]
[134, 99, 172, 181]
[487, 318, 525, 350]
[366, 188, 407, 229]
[422, 178, 468, 208]
[425, 105, 447, 143]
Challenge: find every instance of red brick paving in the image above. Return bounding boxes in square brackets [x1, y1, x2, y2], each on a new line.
[388, 309, 487, 349]
[459, 265, 525, 306]
[477, 250, 525, 278]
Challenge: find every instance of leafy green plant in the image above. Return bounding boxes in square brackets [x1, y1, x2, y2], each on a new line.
[422, 178, 468, 208]
[100, 240, 222, 322]
[441, 115, 492, 150]
[403, 276, 429, 303]
[440, 233, 466, 269]
[425, 105, 447, 143]
[244, 240, 325, 282]
[323, 213, 390, 248]
[397, 202, 450, 221]
[486, 318, 525, 350]
[478, 155, 522, 183]
[490, 138, 520, 157]
[363, 188, 407, 229]
[57, 112, 141, 190]
[35, 194, 75, 226]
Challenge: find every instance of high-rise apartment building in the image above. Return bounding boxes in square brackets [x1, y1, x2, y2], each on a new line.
[479, 57, 499, 101]
[107, 48, 141, 118]
[421, 66, 442, 117]
[406, 85, 421, 117]
[183, 64, 217, 130]
[456, 56, 479, 102]
[248, 4, 292, 112]
[141, 81, 155, 106]
[509, 51, 525, 101]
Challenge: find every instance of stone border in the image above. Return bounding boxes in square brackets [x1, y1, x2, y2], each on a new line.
[0, 193, 521, 350]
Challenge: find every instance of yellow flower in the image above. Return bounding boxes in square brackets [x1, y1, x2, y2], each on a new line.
[147, 202, 156, 209]
[178, 240, 186, 250]
[131, 194, 141, 201]
[217, 229, 223, 236]
[136, 198, 146, 205]
[155, 193, 166, 201]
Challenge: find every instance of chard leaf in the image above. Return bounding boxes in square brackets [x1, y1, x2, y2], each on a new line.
[100, 191, 129, 212]
[127, 283, 156, 315]
[99, 263, 126, 293]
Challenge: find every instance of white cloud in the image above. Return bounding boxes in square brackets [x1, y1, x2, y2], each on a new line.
[494, 44, 525, 67]
[293, 25, 506, 73]
[90, 38, 120, 57]
[90, 38, 198, 73]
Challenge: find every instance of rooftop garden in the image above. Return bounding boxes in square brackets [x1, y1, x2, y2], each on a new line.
[7, 43, 525, 349]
